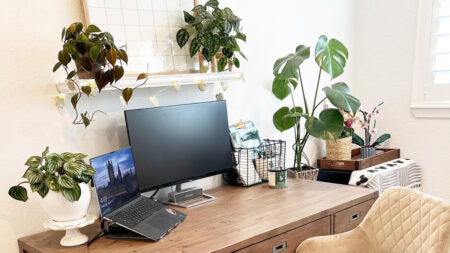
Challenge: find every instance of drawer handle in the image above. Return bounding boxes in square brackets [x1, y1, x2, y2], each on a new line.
[350, 212, 361, 221]
[272, 241, 286, 253]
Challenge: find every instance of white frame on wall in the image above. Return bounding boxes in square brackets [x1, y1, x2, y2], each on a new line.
[411, 0, 450, 118]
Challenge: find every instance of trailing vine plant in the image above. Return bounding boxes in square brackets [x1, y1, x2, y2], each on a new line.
[53, 22, 149, 127]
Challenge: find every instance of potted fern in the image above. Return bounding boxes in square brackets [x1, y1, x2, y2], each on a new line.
[271, 35, 361, 179]
[8, 147, 95, 223]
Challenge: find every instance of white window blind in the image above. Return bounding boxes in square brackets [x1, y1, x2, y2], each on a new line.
[433, 0, 450, 84]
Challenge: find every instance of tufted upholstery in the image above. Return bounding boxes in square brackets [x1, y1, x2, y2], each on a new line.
[297, 187, 450, 253]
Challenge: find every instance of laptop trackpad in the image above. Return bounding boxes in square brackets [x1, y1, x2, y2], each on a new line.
[133, 210, 178, 241]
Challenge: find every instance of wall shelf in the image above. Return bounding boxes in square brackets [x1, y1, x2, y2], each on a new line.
[56, 72, 244, 94]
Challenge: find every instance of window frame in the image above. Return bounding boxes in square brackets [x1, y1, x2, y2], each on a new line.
[411, 0, 450, 118]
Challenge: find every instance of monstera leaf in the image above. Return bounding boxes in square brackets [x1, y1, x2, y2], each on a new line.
[323, 82, 360, 115]
[273, 45, 310, 80]
[272, 75, 298, 100]
[273, 107, 305, 132]
[315, 35, 348, 79]
[305, 109, 344, 140]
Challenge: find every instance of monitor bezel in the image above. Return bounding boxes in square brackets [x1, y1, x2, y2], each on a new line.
[124, 101, 234, 193]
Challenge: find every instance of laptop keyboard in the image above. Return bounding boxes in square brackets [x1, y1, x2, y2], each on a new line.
[109, 198, 164, 228]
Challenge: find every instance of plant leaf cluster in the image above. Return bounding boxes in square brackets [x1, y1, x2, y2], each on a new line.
[176, 0, 246, 71]
[271, 35, 361, 170]
[8, 147, 96, 202]
[53, 22, 149, 127]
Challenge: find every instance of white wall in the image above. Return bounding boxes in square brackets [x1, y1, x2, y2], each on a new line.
[354, 0, 450, 200]
[0, 0, 356, 252]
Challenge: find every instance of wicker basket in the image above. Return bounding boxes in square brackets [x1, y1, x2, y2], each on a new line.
[326, 136, 352, 160]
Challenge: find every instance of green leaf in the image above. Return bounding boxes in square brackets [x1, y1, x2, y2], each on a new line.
[74, 153, 88, 160]
[233, 57, 240, 68]
[205, 0, 219, 8]
[189, 37, 201, 57]
[61, 27, 66, 41]
[371, 134, 391, 147]
[176, 29, 190, 48]
[8, 186, 28, 202]
[122, 88, 133, 104]
[273, 45, 310, 80]
[82, 165, 96, 176]
[323, 82, 360, 115]
[61, 152, 75, 162]
[53, 62, 62, 72]
[71, 94, 78, 109]
[218, 57, 227, 72]
[89, 45, 101, 62]
[272, 75, 297, 100]
[283, 107, 308, 119]
[58, 174, 76, 189]
[45, 176, 61, 192]
[63, 161, 84, 177]
[58, 50, 70, 66]
[25, 156, 42, 167]
[273, 107, 297, 132]
[41, 147, 49, 158]
[30, 182, 43, 192]
[79, 174, 92, 184]
[75, 34, 88, 42]
[67, 70, 76, 80]
[315, 35, 348, 79]
[47, 153, 63, 173]
[236, 32, 246, 42]
[305, 109, 344, 140]
[86, 24, 101, 34]
[81, 85, 91, 96]
[183, 11, 196, 24]
[106, 48, 117, 66]
[81, 113, 90, 128]
[118, 49, 128, 64]
[136, 73, 148, 81]
[352, 134, 365, 146]
[61, 184, 81, 202]
[37, 185, 49, 198]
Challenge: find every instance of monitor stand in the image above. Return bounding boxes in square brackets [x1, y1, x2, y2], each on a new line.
[163, 184, 216, 208]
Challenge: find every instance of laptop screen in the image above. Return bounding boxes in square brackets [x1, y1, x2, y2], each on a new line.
[91, 147, 140, 216]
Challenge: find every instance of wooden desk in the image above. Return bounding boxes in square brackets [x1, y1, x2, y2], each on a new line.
[18, 180, 378, 253]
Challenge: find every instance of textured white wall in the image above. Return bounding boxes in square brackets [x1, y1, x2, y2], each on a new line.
[354, 0, 450, 200]
[0, 0, 356, 252]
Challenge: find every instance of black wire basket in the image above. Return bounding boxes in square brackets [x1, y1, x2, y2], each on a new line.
[229, 139, 286, 186]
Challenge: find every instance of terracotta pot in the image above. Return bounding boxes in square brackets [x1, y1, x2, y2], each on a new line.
[40, 183, 91, 223]
[326, 136, 352, 160]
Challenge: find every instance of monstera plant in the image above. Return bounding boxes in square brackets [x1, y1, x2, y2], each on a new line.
[272, 35, 361, 171]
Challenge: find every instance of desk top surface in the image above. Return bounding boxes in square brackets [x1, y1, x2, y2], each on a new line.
[18, 180, 377, 253]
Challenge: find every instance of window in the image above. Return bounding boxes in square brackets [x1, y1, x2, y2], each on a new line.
[411, 0, 450, 118]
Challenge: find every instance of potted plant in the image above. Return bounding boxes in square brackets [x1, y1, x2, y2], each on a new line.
[352, 102, 391, 158]
[175, 0, 247, 72]
[8, 147, 96, 223]
[325, 110, 355, 160]
[53, 22, 149, 127]
[271, 35, 361, 180]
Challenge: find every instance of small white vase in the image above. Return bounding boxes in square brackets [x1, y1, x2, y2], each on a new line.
[40, 183, 91, 223]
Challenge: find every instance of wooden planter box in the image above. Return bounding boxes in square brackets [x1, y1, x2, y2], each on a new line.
[317, 148, 400, 171]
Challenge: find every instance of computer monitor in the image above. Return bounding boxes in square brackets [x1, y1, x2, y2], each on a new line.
[124, 101, 233, 192]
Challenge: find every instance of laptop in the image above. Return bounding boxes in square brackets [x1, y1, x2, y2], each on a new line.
[90, 147, 186, 241]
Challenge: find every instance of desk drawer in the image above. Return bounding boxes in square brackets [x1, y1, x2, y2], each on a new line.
[234, 216, 330, 253]
[333, 199, 375, 234]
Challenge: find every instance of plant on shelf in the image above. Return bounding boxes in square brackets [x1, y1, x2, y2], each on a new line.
[8, 147, 95, 202]
[271, 35, 361, 175]
[175, 0, 247, 72]
[352, 102, 391, 158]
[325, 110, 356, 160]
[53, 22, 149, 127]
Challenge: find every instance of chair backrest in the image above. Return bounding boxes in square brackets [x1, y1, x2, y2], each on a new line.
[359, 187, 450, 253]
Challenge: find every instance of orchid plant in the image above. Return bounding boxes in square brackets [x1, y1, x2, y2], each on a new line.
[338, 110, 355, 139]
[352, 102, 391, 147]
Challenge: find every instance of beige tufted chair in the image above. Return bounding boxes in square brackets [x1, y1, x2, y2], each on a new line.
[297, 187, 450, 253]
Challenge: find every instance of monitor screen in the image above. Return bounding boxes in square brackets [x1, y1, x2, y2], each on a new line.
[90, 147, 139, 216]
[124, 101, 233, 191]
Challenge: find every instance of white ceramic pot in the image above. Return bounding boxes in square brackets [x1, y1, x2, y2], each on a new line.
[40, 183, 91, 223]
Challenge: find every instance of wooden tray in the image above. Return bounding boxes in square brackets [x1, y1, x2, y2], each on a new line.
[317, 148, 400, 171]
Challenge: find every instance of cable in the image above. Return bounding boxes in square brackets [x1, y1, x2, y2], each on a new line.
[150, 188, 159, 199]
[87, 220, 116, 246]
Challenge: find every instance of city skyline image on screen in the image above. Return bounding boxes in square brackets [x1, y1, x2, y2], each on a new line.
[91, 147, 139, 216]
